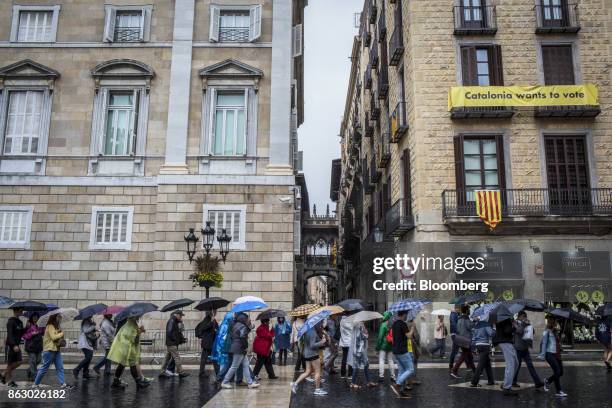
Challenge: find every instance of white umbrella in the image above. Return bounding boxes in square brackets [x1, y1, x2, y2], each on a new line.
[344, 310, 383, 325]
[38, 308, 79, 326]
[430, 309, 452, 316]
[233, 296, 265, 305]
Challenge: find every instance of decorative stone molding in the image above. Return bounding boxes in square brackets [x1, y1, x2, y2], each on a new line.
[0, 59, 60, 90]
[91, 59, 155, 92]
[198, 59, 263, 91]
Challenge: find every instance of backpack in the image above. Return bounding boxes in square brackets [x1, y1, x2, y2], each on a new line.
[195, 320, 206, 339]
[386, 328, 394, 345]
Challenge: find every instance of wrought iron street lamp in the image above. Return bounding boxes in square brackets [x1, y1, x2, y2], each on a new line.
[184, 228, 199, 263]
[201, 221, 216, 256]
[217, 228, 232, 263]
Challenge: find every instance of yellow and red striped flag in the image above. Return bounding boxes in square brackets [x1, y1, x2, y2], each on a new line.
[475, 190, 502, 230]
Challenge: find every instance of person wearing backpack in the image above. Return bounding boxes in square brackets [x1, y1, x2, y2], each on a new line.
[22, 313, 44, 382]
[195, 310, 219, 378]
[376, 311, 395, 382]
[512, 311, 544, 389]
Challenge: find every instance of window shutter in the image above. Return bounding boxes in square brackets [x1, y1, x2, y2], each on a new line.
[242, 88, 249, 156]
[130, 89, 141, 155]
[249, 4, 262, 42]
[209, 5, 220, 42]
[460, 46, 477, 85]
[97, 89, 109, 154]
[138, 9, 146, 41]
[491, 45, 504, 86]
[292, 24, 303, 57]
[103, 6, 116, 42]
[495, 134, 506, 189]
[207, 88, 217, 154]
[453, 135, 465, 191]
[542, 45, 574, 85]
[402, 148, 411, 216]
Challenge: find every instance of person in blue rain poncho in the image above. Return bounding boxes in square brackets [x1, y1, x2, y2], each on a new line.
[211, 312, 233, 385]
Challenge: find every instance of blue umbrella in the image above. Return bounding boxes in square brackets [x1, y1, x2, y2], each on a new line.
[0, 296, 15, 308]
[116, 302, 158, 322]
[25, 303, 58, 318]
[231, 300, 267, 313]
[388, 299, 432, 314]
[470, 302, 500, 320]
[75, 303, 107, 320]
[298, 310, 331, 338]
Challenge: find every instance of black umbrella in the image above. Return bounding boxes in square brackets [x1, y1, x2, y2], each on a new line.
[488, 303, 514, 324]
[10, 301, 47, 312]
[547, 308, 592, 325]
[595, 303, 612, 317]
[75, 303, 107, 320]
[161, 298, 194, 313]
[256, 309, 286, 321]
[510, 299, 546, 312]
[337, 298, 364, 312]
[116, 302, 158, 322]
[194, 297, 230, 311]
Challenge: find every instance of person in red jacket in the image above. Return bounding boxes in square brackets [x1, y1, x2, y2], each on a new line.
[253, 319, 278, 380]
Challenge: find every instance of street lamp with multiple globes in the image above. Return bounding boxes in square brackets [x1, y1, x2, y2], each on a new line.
[184, 222, 232, 263]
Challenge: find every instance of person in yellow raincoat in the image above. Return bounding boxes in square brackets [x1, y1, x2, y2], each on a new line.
[108, 317, 150, 389]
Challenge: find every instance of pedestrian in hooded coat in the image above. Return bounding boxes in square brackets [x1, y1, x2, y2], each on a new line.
[253, 318, 278, 379]
[290, 322, 328, 396]
[349, 322, 377, 389]
[196, 310, 220, 378]
[107, 317, 150, 389]
[291, 317, 306, 372]
[221, 312, 260, 389]
[22, 313, 44, 382]
[1, 307, 24, 387]
[339, 314, 354, 378]
[274, 316, 292, 366]
[512, 311, 544, 389]
[494, 316, 518, 396]
[93, 314, 116, 376]
[212, 312, 234, 385]
[376, 311, 395, 382]
[73, 317, 98, 380]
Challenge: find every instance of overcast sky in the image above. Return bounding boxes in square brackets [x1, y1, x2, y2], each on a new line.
[299, 0, 361, 214]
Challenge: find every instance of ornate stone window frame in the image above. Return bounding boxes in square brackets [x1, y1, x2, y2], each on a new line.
[89, 206, 134, 251]
[0, 60, 59, 175]
[10, 5, 61, 43]
[103, 5, 153, 43]
[198, 59, 262, 175]
[202, 204, 247, 251]
[89, 59, 154, 176]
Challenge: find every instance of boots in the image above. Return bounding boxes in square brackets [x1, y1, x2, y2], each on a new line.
[111, 378, 127, 389]
[136, 378, 150, 389]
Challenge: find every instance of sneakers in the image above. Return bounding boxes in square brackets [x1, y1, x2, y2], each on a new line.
[93, 367, 101, 376]
[305, 377, 314, 383]
[72, 369, 79, 380]
[290, 382, 297, 394]
[390, 383, 402, 397]
[544, 379, 550, 392]
[555, 391, 568, 398]
[60, 384, 74, 390]
[31, 384, 40, 389]
[220, 382, 233, 389]
[111, 379, 127, 389]
[248, 382, 260, 389]
[7, 381, 18, 387]
[469, 383, 481, 388]
[178, 372, 190, 378]
[450, 372, 461, 379]
[503, 388, 518, 396]
[313, 388, 327, 396]
[398, 390, 412, 399]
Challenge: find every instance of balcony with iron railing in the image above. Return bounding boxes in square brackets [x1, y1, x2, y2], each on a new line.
[377, 132, 391, 169]
[114, 26, 141, 42]
[370, 43, 379, 70]
[450, 106, 515, 119]
[390, 101, 408, 142]
[442, 188, 612, 235]
[370, 154, 381, 184]
[362, 160, 374, 194]
[364, 112, 374, 138]
[389, 24, 404, 66]
[219, 26, 250, 42]
[535, 3, 580, 33]
[361, 20, 372, 47]
[378, 5, 387, 41]
[378, 63, 389, 100]
[385, 198, 414, 238]
[453, 5, 497, 35]
[370, 93, 380, 121]
[364, 68, 372, 90]
[534, 104, 600, 118]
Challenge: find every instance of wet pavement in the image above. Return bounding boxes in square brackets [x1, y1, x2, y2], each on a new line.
[289, 364, 612, 408]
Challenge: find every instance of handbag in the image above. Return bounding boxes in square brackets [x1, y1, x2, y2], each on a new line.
[453, 334, 471, 349]
[58, 339, 67, 348]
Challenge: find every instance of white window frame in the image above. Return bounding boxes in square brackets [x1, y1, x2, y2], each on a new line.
[103, 5, 152, 43]
[0, 206, 33, 249]
[10, 5, 61, 43]
[202, 204, 247, 251]
[209, 4, 262, 43]
[89, 206, 134, 251]
[292, 24, 303, 58]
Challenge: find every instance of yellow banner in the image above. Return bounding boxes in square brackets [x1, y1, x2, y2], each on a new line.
[448, 84, 598, 110]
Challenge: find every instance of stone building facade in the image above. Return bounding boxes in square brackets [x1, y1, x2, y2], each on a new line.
[334, 0, 611, 347]
[0, 0, 306, 329]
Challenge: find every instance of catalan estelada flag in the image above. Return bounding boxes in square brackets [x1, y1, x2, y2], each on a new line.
[475, 190, 502, 230]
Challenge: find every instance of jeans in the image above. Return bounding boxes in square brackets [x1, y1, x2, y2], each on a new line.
[161, 346, 183, 374]
[27, 351, 42, 380]
[94, 349, 112, 374]
[34, 351, 65, 386]
[378, 350, 396, 379]
[74, 349, 93, 377]
[430, 338, 446, 357]
[351, 363, 371, 384]
[452, 347, 475, 373]
[253, 354, 275, 378]
[472, 345, 494, 385]
[200, 348, 219, 376]
[222, 353, 252, 385]
[394, 352, 414, 391]
[498, 343, 518, 390]
[340, 346, 353, 377]
[545, 352, 563, 392]
[217, 360, 230, 382]
[513, 349, 543, 386]
[448, 339, 460, 369]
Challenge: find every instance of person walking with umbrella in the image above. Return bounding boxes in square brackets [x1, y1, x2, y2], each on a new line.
[448, 305, 460, 371]
[492, 305, 518, 396]
[450, 305, 475, 379]
[221, 312, 259, 389]
[290, 318, 328, 396]
[339, 313, 354, 379]
[349, 321, 377, 390]
[22, 313, 44, 382]
[93, 313, 116, 376]
[32, 313, 73, 389]
[291, 316, 306, 373]
[470, 317, 495, 387]
[512, 311, 544, 389]
[274, 316, 292, 366]
[108, 316, 150, 389]
[376, 311, 395, 383]
[390, 310, 415, 399]
[73, 317, 99, 380]
[430, 314, 448, 359]
[253, 318, 278, 380]
[195, 310, 219, 378]
[538, 317, 566, 397]
[2, 306, 25, 386]
[159, 311, 190, 378]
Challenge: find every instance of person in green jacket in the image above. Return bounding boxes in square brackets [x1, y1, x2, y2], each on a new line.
[107, 317, 150, 389]
[376, 311, 396, 382]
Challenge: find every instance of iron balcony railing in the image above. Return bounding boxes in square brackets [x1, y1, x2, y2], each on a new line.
[114, 27, 141, 42]
[377, 132, 391, 169]
[442, 188, 612, 218]
[364, 112, 374, 138]
[370, 92, 380, 121]
[389, 25, 404, 66]
[534, 105, 601, 118]
[535, 3, 580, 33]
[370, 43, 379, 70]
[362, 159, 374, 194]
[378, 63, 389, 100]
[378, 4, 387, 41]
[364, 67, 372, 90]
[385, 198, 414, 237]
[219, 27, 250, 42]
[390, 101, 408, 142]
[370, 155, 381, 184]
[450, 106, 515, 119]
[453, 5, 497, 35]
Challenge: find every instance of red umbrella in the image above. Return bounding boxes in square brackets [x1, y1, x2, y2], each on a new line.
[100, 305, 125, 315]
